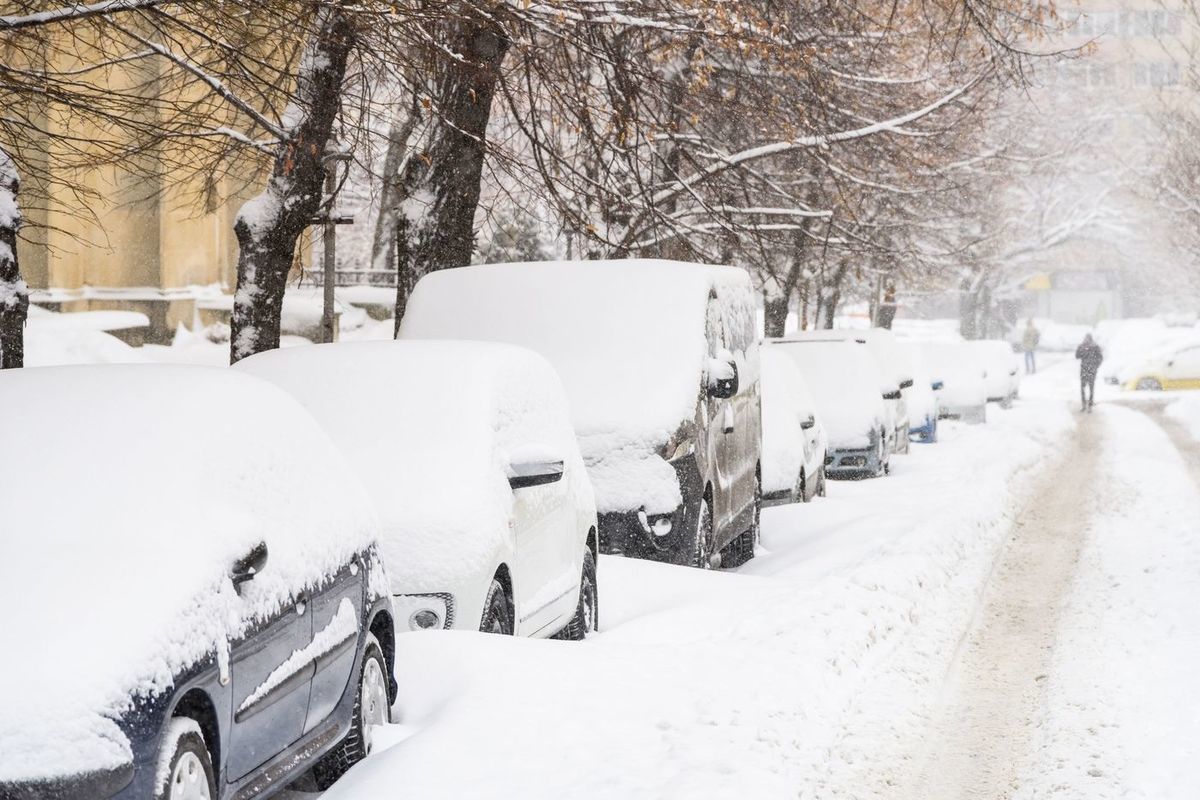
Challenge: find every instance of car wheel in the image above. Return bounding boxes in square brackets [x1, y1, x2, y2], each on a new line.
[313, 633, 390, 789]
[479, 577, 514, 635]
[692, 496, 716, 569]
[1137, 377, 1163, 391]
[156, 719, 216, 800]
[796, 470, 807, 504]
[552, 549, 599, 640]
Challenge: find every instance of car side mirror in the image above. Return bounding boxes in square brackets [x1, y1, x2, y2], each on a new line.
[900, 379, 913, 389]
[801, 415, 816, 430]
[931, 380, 944, 391]
[509, 460, 564, 490]
[231, 542, 268, 593]
[707, 358, 739, 399]
[883, 389, 901, 400]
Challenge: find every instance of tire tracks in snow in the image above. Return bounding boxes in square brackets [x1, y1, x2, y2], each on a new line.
[897, 409, 1101, 800]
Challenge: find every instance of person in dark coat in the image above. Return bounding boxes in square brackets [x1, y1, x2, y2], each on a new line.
[1075, 333, 1104, 412]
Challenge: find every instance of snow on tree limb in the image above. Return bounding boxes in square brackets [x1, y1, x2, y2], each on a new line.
[0, 0, 181, 31]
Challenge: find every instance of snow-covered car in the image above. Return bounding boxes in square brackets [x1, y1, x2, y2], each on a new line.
[777, 329, 910, 454]
[237, 341, 600, 639]
[399, 259, 762, 571]
[1095, 318, 1197, 385]
[760, 347, 828, 504]
[898, 343, 940, 443]
[969, 340, 1021, 407]
[768, 339, 891, 478]
[1122, 340, 1200, 391]
[0, 365, 394, 800]
[920, 342, 988, 423]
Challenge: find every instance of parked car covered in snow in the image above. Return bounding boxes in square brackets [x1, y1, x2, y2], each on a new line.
[969, 340, 1021, 407]
[776, 329, 906, 454]
[760, 348, 828, 504]
[767, 339, 891, 478]
[898, 343, 940, 443]
[920, 342, 988, 424]
[237, 341, 600, 639]
[399, 259, 762, 570]
[0, 365, 395, 800]
[1122, 340, 1200, 391]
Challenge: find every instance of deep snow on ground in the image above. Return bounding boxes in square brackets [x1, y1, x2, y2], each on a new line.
[1012, 403, 1200, 800]
[1166, 393, 1200, 441]
[312, 361, 1077, 800]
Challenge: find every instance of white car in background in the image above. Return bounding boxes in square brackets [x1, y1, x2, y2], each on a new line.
[898, 343, 940, 443]
[760, 347, 828, 504]
[779, 329, 911, 454]
[920, 342, 989, 424]
[768, 339, 891, 479]
[237, 340, 600, 640]
[969, 340, 1021, 407]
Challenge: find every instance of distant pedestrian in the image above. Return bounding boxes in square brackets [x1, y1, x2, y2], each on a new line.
[1075, 333, 1104, 412]
[1021, 319, 1041, 374]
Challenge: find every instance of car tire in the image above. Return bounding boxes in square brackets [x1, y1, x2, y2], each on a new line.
[313, 633, 390, 789]
[1137, 377, 1163, 391]
[692, 496, 715, 569]
[479, 577, 514, 635]
[155, 719, 216, 800]
[552, 550, 599, 640]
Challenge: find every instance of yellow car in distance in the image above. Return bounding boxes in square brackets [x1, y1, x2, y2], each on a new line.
[1124, 342, 1200, 391]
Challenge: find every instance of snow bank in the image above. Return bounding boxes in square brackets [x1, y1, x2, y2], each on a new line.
[23, 309, 147, 367]
[1015, 405, 1200, 800]
[320, 365, 1075, 800]
[766, 339, 884, 448]
[236, 340, 594, 607]
[0, 365, 378, 782]
[1166, 394, 1200, 441]
[398, 259, 758, 513]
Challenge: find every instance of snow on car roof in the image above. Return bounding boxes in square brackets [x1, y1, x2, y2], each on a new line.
[235, 340, 592, 591]
[775, 328, 910, 391]
[765, 339, 884, 448]
[398, 259, 757, 453]
[0, 365, 378, 782]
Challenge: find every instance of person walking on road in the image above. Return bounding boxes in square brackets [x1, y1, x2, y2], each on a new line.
[1022, 319, 1041, 374]
[1075, 333, 1103, 412]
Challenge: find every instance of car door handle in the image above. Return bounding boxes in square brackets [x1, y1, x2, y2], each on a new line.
[295, 594, 308, 616]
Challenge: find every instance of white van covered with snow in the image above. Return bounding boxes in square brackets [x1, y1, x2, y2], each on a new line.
[237, 341, 600, 640]
[921, 342, 989, 424]
[399, 259, 762, 570]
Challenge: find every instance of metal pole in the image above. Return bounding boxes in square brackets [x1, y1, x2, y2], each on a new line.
[321, 163, 337, 344]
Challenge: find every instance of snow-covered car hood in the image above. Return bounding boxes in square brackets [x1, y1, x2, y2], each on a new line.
[0, 366, 378, 783]
[237, 341, 595, 593]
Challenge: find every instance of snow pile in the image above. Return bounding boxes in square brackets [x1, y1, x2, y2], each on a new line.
[236, 340, 594, 605]
[759, 348, 809, 495]
[0, 365, 378, 782]
[766, 339, 884, 448]
[1166, 394, 1200, 441]
[23, 306, 148, 367]
[1015, 405, 1200, 800]
[398, 259, 758, 512]
[320, 366, 1076, 800]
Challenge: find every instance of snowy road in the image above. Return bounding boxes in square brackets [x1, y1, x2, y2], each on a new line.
[288, 365, 1200, 800]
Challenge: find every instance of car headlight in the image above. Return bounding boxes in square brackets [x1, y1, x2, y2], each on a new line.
[393, 593, 454, 631]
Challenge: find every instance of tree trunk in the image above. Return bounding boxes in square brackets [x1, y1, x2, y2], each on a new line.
[877, 283, 897, 329]
[230, 8, 355, 363]
[370, 106, 419, 274]
[398, 9, 510, 299]
[823, 261, 849, 329]
[763, 292, 789, 338]
[0, 150, 28, 369]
